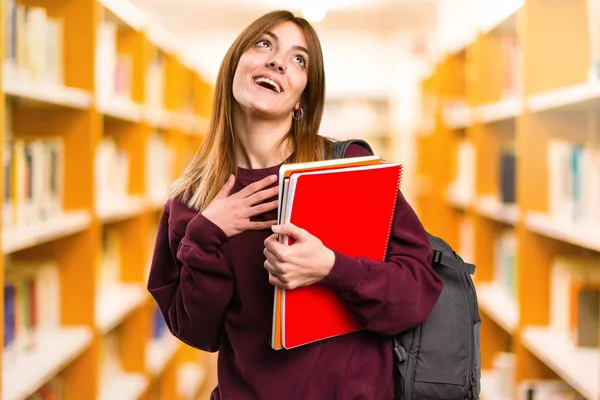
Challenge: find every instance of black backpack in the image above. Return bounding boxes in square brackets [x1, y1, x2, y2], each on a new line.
[330, 138, 482, 400]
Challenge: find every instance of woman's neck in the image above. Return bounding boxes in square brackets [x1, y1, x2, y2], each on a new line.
[233, 108, 294, 169]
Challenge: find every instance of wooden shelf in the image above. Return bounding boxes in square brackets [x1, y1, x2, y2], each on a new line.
[97, 196, 146, 224]
[476, 282, 519, 334]
[477, 0, 524, 34]
[1, 0, 216, 397]
[2, 210, 92, 254]
[476, 98, 522, 124]
[442, 104, 472, 129]
[98, 373, 149, 400]
[446, 185, 473, 209]
[480, 370, 507, 400]
[418, 1, 600, 396]
[521, 327, 599, 400]
[3, 80, 92, 109]
[526, 81, 600, 114]
[2, 327, 93, 400]
[2, 67, 92, 109]
[145, 108, 173, 130]
[525, 212, 600, 252]
[146, 195, 168, 212]
[95, 283, 147, 335]
[475, 196, 519, 225]
[98, 0, 148, 31]
[146, 335, 180, 376]
[99, 99, 144, 123]
[177, 363, 207, 400]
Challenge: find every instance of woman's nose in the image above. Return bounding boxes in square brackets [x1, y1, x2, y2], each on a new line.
[267, 60, 286, 73]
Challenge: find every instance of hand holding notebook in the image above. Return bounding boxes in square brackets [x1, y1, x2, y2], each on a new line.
[270, 155, 403, 350]
[263, 223, 336, 290]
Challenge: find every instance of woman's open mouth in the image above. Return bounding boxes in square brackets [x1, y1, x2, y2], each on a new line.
[253, 76, 282, 93]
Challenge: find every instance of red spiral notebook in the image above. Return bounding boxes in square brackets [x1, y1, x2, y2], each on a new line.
[271, 161, 402, 350]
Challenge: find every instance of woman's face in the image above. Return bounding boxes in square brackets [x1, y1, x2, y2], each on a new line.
[232, 21, 309, 120]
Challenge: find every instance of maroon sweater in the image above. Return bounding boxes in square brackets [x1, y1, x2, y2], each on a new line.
[147, 144, 443, 400]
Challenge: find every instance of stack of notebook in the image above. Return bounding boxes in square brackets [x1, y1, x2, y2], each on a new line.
[271, 154, 403, 350]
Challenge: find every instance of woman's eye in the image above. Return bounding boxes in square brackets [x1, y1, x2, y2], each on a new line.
[293, 55, 306, 67]
[256, 40, 271, 49]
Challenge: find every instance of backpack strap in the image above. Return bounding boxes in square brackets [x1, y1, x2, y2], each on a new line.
[432, 250, 475, 275]
[331, 139, 374, 159]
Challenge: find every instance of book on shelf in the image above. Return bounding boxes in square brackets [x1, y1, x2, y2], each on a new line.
[517, 379, 586, 400]
[4, 259, 61, 367]
[271, 155, 402, 350]
[95, 136, 130, 210]
[494, 229, 517, 301]
[499, 142, 516, 205]
[4, 0, 64, 85]
[547, 139, 600, 229]
[95, 20, 134, 108]
[146, 131, 174, 203]
[549, 255, 600, 348]
[3, 134, 64, 232]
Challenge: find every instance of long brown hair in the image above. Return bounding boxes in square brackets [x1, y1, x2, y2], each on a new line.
[170, 10, 331, 211]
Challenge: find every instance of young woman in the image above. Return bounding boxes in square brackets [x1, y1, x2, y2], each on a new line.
[147, 10, 442, 400]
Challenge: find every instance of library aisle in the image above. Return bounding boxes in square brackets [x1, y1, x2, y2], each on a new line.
[1, 0, 217, 399]
[2, 0, 600, 399]
[415, 0, 600, 399]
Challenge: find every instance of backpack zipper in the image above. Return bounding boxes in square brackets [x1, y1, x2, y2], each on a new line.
[431, 235, 478, 397]
[460, 272, 474, 397]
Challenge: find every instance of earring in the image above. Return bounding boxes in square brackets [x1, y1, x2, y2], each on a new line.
[293, 107, 304, 120]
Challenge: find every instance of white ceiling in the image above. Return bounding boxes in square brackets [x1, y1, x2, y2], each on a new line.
[128, 0, 439, 93]
[131, 0, 438, 40]
[131, 0, 438, 43]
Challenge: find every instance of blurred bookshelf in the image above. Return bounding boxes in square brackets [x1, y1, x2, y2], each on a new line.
[1, 0, 217, 399]
[320, 96, 394, 161]
[416, 0, 600, 399]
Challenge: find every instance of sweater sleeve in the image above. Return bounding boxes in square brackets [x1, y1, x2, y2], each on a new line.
[147, 206, 233, 352]
[319, 143, 443, 336]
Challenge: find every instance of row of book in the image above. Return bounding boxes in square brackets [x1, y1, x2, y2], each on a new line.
[95, 21, 135, 110]
[3, 259, 61, 365]
[2, 135, 64, 232]
[486, 352, 586, 399]
[2, 1, 192, 114]
[498, 32, 521, 102]
[95, 136, 131, 211]
[98, 307, 169, 390]
[448, 137, 516, 207]
[146, 131, 175, 204]
[95, 19, 196, 114]
[99, 328, 122, 391]
[25, 377, 63, 400]
[547, 139, 600, 229]
[448, 138, 475, 202]
[484, 232, 598, 350]
[448, 136, 600, 227]
[549, 254, 600, 349]
[97, 229, 121, 295]
[3, 1, 64, 85]
[494, 229, 517, 302]
[2, 117, 175, 233]
[146, 49, 166, 116]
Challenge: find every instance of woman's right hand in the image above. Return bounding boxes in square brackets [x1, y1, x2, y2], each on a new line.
[202, 174, 279, 237]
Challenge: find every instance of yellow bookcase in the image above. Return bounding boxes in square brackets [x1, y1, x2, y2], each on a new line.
[416, 1, 600, 399]
[1, 0, 217, 399]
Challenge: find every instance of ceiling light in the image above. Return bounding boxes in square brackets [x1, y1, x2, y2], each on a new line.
[301, 4, 327, 22]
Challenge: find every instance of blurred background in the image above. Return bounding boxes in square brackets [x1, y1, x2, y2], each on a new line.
[1, 0, 600, 399]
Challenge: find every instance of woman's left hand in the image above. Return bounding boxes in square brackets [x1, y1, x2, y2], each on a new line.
[263, 223, 335, 290]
